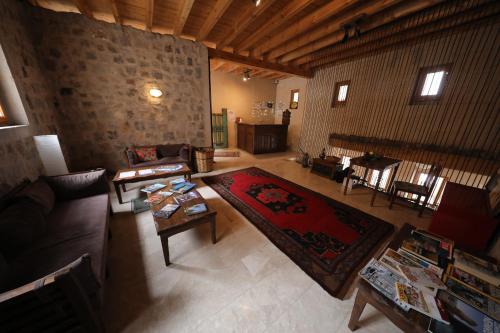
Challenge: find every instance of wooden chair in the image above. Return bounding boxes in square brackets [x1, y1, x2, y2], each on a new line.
[389, 164, 443, 217]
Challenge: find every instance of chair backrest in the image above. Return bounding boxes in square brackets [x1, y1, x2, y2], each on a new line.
[424, 164, 443, 193]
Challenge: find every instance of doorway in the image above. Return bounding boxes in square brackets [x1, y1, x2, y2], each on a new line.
[212, 108, 228, 148]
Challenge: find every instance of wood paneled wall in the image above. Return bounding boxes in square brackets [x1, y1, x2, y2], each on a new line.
[299, 19, 499, 189]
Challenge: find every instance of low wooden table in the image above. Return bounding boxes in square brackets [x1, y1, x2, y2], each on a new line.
[112, 163, 191, 204]
[348, 223, 430, 332]
[311, 156, 342, 179]
[150, 188, 217, 266]
[344, 156, 401, 206]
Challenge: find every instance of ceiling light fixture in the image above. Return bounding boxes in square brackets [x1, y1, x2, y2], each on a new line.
[252, 0, 261, 7]
[242, 70, 251, 82]
[149, 88, 163, 97]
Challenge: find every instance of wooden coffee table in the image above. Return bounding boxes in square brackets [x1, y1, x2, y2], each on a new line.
[112, 163, 191, 204]
[150, 187, 217, 266]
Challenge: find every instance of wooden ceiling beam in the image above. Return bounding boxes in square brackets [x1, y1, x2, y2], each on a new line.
[197, 0, 234, 41]
[173, 0, 195, 36]
[208, 48, 313, 77]
[299, 0, 498, 68]
[234, 0, 315, 53]
[145, 0, 154, 31]
[72, 0, 93, 18]
[211, 60, 226, 71]
[253, 0, 358, 57]
[108, 0, 121, 24]
[267, 0, 410, 61]
[217, 0, 278, 50]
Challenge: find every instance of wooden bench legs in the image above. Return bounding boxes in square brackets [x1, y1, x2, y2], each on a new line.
[348, 290, 367, 331]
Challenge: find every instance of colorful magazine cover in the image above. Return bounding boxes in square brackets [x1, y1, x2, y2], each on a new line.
[141, 183, 166, 193]
[170, 177, 186, 185]
[454, 249, 500, 287]
[398, 248, 444, 277]
[448, 265, 500, 301]
[429, 291, 500, 333]
[380, 248, 422, 274]
[152, 203, 180, 219]
[395, 282, 448, 323]
[174, 191, 199, 204]
[398, 265, 446, 294]
[401, 230, 449, 267]
[184, 203, 207, 216]
[358, 258, 410, 311]
[445, 277, 500, 320]
[174, 183, 196, 194]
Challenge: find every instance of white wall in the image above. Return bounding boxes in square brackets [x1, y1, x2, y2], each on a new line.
[275, 77, 308, 152]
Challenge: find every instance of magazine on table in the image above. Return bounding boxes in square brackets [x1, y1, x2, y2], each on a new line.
[174, 191, 199, 204]
[427, 291, 500, 333]
[453, 249, 500, 287]
[119, 171, 136, 178]
[447, 265, 500, 301]
[152, 203, 180, 219]
[144, 194, 166, 206]
[358, 258, 410, 311]
[141, 183, 166, 193]
[398, 265, 446, 296]
[138, 169, 154, 176]
[184, 203, 208, 216]
[173, 183, 196, 194]
[398, 248, 444, 277]
[380, 248, 422, 274]
[445, 276, 500, 320]
[414, 230, 454, 260]
[395, 282, 449, 324]
[170, 177, 186, 185]
[401, 230, 450, 268]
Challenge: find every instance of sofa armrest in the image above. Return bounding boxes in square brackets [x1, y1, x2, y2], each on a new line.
[0, 255, 103, 332]
[43, 169, 109, 201]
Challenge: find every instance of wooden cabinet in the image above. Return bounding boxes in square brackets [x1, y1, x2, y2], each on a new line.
[237, 123, 288, 154]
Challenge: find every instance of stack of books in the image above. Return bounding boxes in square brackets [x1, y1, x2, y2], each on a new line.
[359, 229, 500, 333]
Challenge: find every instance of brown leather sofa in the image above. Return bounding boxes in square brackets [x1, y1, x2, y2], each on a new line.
[125, 143, 192, 168]
[0, 169, 110, 332]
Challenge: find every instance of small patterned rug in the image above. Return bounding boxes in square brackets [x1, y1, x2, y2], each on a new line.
[214, 151, 240, 157]
[202, 167, 394, 298]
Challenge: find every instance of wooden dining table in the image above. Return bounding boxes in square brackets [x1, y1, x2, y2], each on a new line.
[343, 155, 401, 206]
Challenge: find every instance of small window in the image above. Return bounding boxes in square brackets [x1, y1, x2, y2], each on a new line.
[290, 89, 299, 109]
[411, 64, 451, 104]
[0, 103, 7, 126]
[332, 80, 350, 107]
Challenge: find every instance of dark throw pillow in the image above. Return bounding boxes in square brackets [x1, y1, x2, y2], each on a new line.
[15, 179, 55, 215]
[157, 144, 184, 158]
[0, 198, 46, 256]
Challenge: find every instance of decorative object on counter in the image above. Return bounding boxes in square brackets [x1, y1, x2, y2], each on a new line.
[319, 148, 326, 160]
[194, 147, 214, 173]
[282, 109, 291, 125]
[362, 151, 383, 161]
[311, 156, 342, 179]
[302, 152, 310, 168]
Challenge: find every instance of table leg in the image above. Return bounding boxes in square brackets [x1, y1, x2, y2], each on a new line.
[387, 164, 400, 201]
[185, 172, 192, 182]
[121, 183, 127, 192]
[210, 216, 217, 244]
[344, 167, 352, 195]
[114, 182, 124, 204]
[160, 234, 171, 266]
[348, 290, 368, 331]
[371, 171, 382, 206]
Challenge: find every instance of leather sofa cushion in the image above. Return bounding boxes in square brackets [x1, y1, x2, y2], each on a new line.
[0, 198, 46, 256]
[43, 169, 109, 201]
[8, 194, 109, 288]
[131, 156, 187, 168]
[157, 144, 184, 158]
[15, 179, 55, 215]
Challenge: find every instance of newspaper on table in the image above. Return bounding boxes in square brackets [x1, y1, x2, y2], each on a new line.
[358, 258, 410, 311]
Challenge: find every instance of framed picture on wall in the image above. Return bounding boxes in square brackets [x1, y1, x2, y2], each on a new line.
[290, 89, 299, 109]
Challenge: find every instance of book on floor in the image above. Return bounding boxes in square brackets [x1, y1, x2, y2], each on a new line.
[395, 282, 449, 324]
[398, 265, 446, 296]
[428, 291, 500, 333]
[453, 249, 500, 287]
[184, 203, 208, 216]
[358, 258, 410, 311]
[141, 183, 166, 193]
[152, 203, 180, 219]
[174, 191, 199, 204]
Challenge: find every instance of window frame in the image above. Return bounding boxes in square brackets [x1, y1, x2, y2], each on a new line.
[411, 64, 451, 105]
[332, 80, 350, 107]
[289, 89, 299, 109]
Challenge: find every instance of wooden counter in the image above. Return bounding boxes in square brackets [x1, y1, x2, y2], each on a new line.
[237, 123, 288, 154]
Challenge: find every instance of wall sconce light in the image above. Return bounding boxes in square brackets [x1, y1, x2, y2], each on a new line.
[252, 0, 261, 6]
[242, 70, 251, 82]
[149, 88, 163, 97]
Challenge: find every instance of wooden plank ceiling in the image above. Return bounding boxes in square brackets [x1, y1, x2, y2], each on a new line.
[30, 0, 498, 78]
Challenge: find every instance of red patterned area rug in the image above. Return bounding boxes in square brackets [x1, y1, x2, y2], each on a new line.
[202, 167, 394, 299]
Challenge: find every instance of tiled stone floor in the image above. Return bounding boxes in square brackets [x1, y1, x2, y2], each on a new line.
[104, 150, 431, 332]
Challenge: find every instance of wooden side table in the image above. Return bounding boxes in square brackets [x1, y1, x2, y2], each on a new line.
[311, 156, 342, 179]
[348, 223, 430, 332]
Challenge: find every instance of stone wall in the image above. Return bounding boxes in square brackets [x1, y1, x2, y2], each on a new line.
[0, 1, 62, 186]
[32, 8, 212, 171]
